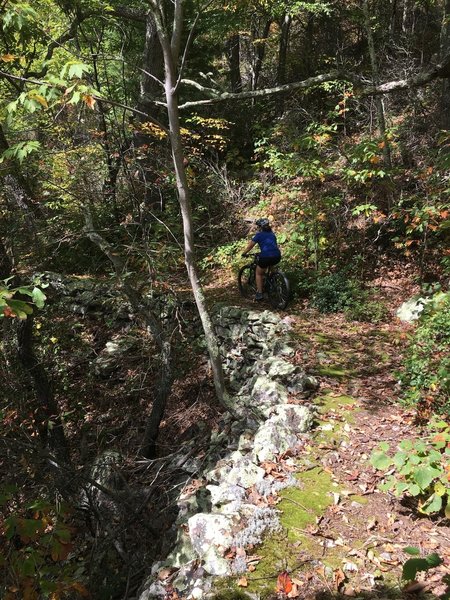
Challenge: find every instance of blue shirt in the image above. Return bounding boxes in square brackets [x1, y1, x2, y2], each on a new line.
[252, 231, 281, 258]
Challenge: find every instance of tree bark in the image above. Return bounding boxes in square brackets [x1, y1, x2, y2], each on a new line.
[251, 19, 272, 91]
[362, 0, 392, 168]
[135, 11, 167, 212]
[225, 34, 243, 93]
[0, 236, 12, 279]
[277, 14, 292, 86]
[149, 0, 232, 412]
[275, 13, 292, 116]
[440, 0, 450, 128]
[17, 316, 70, 463]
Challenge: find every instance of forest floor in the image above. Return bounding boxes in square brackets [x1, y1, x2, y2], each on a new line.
[199, 264, 450, 600]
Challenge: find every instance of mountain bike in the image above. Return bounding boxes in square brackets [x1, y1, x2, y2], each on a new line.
[238, 254, 290, 310]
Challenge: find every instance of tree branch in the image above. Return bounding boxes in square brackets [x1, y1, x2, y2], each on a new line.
[26, 13, 92, 79]
[175, 71, 343, 108]
[173, 53, 450, 109]
[0, 70, 169, 131]
[111, 6, 146, 23]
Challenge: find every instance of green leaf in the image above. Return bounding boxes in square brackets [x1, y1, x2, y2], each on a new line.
[404, 546, 421, 556]
[395, 482, 409, 494]
[21, 556, 36, 577]
[414, 466, 441, 490]
[31, 287, 46, 309]
[68, 91, 81, 105]
[6, 299, 33, 318]
[370, 451, 392, 470]
[17, 287, 33, 297]
[379, 441, 390, 452]
[402, 558, 430, 581]
[414, 441, 428, 454]
[433, 420, 449, 429]
[426, 553, 444, 568]
[379, 475, 396, 492]
[402, 553, 442, 581]
[393, 451, 408, 468]
[420, 493, 442, 514]
[399, 439, 413, 451]
[409, 483, 421, 496]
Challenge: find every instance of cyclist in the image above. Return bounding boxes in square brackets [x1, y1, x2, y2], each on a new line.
[242, 217, 281, 301]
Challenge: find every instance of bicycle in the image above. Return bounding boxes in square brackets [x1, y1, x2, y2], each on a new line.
[238, 254, 290, 310]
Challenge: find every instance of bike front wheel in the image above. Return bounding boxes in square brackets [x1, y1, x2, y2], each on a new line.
[267, 271, 290, 310]
[238, 264, 257, 299]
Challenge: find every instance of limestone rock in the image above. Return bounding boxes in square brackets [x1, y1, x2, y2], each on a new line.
[224, 458, 265, 488]
[206, 483, 245, 506]
[92, 336, 136, 375]
[251, 376, 288, 408]
[252, 405, 314, 462]
[396, 296, 431, 322]
[188, 514, 233, 575]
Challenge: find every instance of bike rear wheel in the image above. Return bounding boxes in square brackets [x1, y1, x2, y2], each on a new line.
[267, 270, 290, 310]
[238, 264, 257, 299]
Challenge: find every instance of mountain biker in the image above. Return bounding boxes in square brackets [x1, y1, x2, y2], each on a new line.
[242, 218, 281, 301]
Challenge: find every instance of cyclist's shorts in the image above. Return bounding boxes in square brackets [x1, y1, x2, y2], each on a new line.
[257, 255, 281, 268]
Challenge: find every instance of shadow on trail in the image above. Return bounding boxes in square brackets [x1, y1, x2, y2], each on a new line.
[213, 582, 446, 600]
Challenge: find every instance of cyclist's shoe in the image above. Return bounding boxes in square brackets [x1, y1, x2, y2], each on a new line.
[255, 292, 264, 301]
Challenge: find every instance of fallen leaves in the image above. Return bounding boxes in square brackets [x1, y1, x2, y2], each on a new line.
[276, 571, 293, 594]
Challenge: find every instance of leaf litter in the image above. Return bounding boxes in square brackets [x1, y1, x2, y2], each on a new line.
[238, 291, 450, 599]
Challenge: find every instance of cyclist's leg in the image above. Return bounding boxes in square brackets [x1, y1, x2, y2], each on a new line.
[255, 264, 267, 294]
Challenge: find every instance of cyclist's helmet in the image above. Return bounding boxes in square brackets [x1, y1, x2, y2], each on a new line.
[255, 217, 270, 228]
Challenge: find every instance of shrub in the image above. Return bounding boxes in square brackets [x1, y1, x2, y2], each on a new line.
[309, 271, 362, 313]
[400, 291, 450, 414]
[344, 295, 388, 323]
[370, 420, 450, 517]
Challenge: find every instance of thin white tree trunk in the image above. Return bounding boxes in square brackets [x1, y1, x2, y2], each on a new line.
[149, 0, 231, 410]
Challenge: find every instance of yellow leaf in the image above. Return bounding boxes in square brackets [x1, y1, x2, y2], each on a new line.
[31, 94, 48, 108]
[237, 577, 248, 587]
[83, 94, 96, 110]
[1, 54, 16, 62]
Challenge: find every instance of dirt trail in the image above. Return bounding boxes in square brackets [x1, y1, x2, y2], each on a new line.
[228, 306, 450, 600]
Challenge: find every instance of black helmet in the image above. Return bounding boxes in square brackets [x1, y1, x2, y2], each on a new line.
[255, 217, 270, 228]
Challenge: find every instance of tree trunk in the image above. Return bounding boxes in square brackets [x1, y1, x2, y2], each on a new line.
[136, 11, 166, 212]
[402, 0, 410, 33]
[251, 19, 272, 91]
[277, 14, 291, 85]
[17, 316, 70, 463]
[440, 0, 450, 128]
[0, 236, 12, 279]
[362, 0, 392, 169]
[275, 13, 292, 116]
[149, 0, 231, 411]
[225, 34, 243, 92]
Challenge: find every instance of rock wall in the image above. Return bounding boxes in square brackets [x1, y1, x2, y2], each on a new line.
[139, 306, 318, 600]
